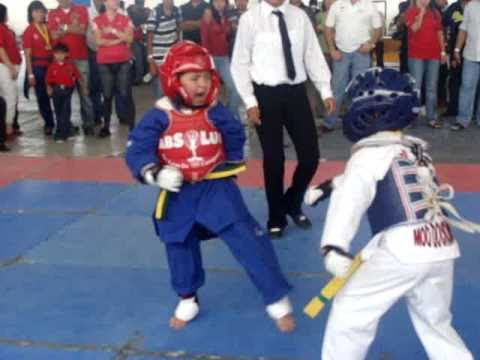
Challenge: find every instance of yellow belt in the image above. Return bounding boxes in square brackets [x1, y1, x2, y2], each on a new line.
[154, 162, 247, 220]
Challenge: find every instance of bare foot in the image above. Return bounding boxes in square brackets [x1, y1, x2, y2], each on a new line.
[275, 314, 296, 332]
[169, 316, 188, 330]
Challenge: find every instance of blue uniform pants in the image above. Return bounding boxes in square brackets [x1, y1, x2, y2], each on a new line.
[165, 216, 291, 306]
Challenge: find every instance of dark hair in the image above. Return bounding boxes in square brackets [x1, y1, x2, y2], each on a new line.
[52, 42, 69, 53]
[415, 0, 441, 19]
[0, 4, 7, 24]
[209, 0, 229, 24]
[27, 1, 47, 24]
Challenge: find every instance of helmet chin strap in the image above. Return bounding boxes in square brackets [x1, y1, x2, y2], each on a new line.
[173, 95, 208, 110]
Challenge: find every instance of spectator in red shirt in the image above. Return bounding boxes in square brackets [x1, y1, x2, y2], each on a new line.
[93, 0, 135, 138]
[0, 4, 21, 143]
[46, 43, 87, 143]
[23, 1, 55, 136]
[405, 0, 448, 128]
[48, 0, 95, 135]
[201, 0, 242, 122]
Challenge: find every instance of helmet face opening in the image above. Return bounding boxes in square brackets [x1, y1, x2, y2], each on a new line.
[342, 68, 420, 142]
[159, 41, 220, 107]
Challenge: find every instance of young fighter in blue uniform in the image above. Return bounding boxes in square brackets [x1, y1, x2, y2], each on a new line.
[304, 68, 477, 359]
[125, 41, 295, 332]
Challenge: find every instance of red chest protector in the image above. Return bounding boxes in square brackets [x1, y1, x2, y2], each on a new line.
[157, 109, 226, 182]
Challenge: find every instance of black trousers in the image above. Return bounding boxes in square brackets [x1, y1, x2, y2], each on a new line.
[52, 86, 74, 140]
[254, 82, 320, 228]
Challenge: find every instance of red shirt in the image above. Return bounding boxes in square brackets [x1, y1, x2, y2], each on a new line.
[47, 5, 89, 60]
[0, 24, 21, 65]
[405, 7, 442, 60]
[93, 12, 133, 64]
[200, 17, 231, 57]
[46, 61, 81, 87]
[23, 24, 53, 67]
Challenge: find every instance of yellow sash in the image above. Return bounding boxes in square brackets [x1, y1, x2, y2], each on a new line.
[34, 23, 51, 49]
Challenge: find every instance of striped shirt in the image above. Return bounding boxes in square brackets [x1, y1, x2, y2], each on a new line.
[146, 5, 182, 65]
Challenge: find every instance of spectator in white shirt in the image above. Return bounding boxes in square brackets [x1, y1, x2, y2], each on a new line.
[231, 0, 335, 238]
[451, 0, 480, 130]
[322, 0, 382, 132]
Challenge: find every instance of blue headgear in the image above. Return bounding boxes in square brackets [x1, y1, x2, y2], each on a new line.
[342, 68, 420, 143]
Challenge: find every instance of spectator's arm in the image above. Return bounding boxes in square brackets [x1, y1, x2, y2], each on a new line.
[200, 9, 212, 50]
[409, 8, 426, 32]
[454, 29, 466, 52]
[325, 26, 336, 53]
[181, 20, 201, 31]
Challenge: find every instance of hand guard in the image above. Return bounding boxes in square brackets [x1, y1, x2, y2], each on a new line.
[143, 165, 183, 192]
[304, 179, 333, 206]
[323, 246, 353, 278]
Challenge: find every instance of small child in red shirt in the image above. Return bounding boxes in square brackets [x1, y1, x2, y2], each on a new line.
[46, 43, 87, 143]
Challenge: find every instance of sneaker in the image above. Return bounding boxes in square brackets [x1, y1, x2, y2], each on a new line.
[287, 212, 312, 229]
[0, 143, 10, 152]
[54, 138, 65, 143]
[98, 127, 111, 138]
[318, 124, 334, 134]
[450, 122, 466, 131]
[428, 120, 443, 129]
[268, 226, 285, 239]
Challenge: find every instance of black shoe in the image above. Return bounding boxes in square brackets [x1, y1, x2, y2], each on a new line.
[98, 127, 111, 138]
[268, 226, 285, 239]
[83, 127, 95, 136]
[450, 122, 466, 131]
[318, 124, 334, 134]
[0, 143, 10, 152]
[288, 212, 312, 229]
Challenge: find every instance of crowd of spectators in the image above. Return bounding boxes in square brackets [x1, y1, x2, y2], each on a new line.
[0, 0, 479, 152]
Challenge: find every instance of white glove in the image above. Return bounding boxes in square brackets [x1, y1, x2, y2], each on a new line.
[304, 187, 325, 206]
[324, 248, 353, 277]
[143, 165, 183, 192]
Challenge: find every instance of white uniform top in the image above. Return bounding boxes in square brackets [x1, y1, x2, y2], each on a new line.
[321, 131, 461, 264]
[325, 0, 383, 53]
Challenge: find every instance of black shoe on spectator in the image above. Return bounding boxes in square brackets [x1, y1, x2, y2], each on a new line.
[318, 124, 334, 134]
[450, 122, 466, 131]
[44, 127, 54, 136]
[83, 127, 95, 136]
[98, 127, 111, 138]
[0, 143, 10, 152]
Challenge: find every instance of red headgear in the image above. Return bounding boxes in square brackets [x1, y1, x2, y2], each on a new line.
[159, 41, 220, 107]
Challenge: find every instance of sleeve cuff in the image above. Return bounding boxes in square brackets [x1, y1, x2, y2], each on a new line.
[244, 95, 258, 110]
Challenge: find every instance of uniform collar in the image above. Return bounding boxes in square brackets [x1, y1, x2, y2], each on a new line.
[261, 1, 288, 18]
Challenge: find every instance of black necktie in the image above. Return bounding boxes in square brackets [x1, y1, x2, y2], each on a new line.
[273, 10, 296, 80]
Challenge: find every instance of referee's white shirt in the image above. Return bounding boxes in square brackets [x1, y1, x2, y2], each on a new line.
[230, 0, 333, 110]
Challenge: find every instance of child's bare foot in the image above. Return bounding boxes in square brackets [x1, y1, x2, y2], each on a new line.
[170, 296, 199, 330]
[169, 316, 188, 330]
[275, 313, 296, 333]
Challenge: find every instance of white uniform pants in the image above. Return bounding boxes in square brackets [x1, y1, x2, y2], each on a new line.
[322, 248, 472, 360]
[0, 63, 18, 125]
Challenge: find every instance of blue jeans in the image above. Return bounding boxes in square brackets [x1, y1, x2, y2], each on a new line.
[457, 59, 480, 127]
[131, 41, 146, 84]
[32, 65, 55, 129]
[73, 59, 95, 130]
[152, 75, 164, 100]
[408, 58, 440, 122]
[98, 61, 135, 129]
[324, 51, 371, 128]
[213, 56, 241, 121]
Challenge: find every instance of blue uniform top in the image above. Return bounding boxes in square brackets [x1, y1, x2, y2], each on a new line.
[125, 101, 247, 244]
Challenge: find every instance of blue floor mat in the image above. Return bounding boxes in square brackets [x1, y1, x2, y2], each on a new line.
[0, 213, 80, 262]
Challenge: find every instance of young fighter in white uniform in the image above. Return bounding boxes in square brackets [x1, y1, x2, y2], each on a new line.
[305, 68, 477, 360]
